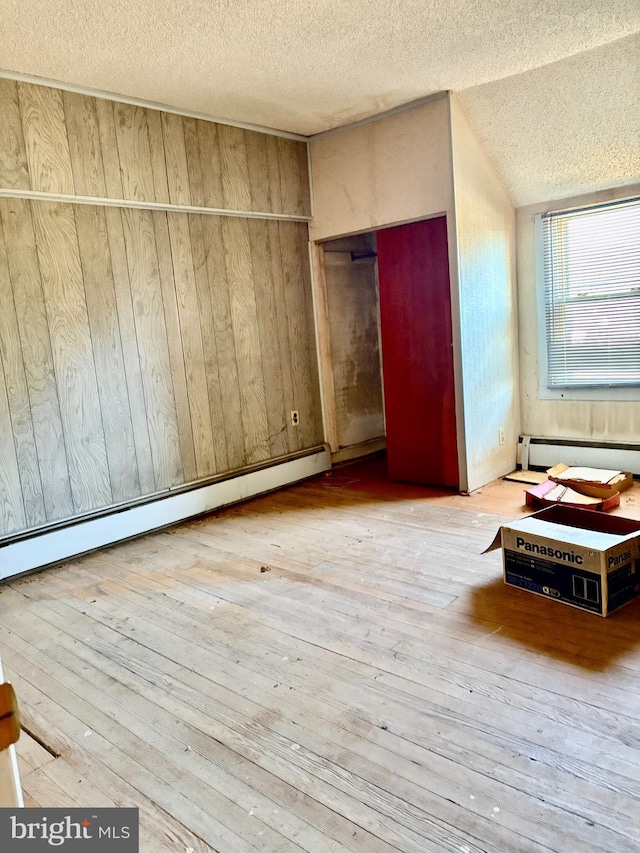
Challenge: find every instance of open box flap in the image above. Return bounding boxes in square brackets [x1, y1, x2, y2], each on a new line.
[483, 528, 504, 553]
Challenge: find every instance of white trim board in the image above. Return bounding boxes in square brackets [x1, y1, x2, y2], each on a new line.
[0, 69, 306, 141]
[0, 449, 331, 581]
[0, 189, 311, 222]
[331, 437, 386, 464]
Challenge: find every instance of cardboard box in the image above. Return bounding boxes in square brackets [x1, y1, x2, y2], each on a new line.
[547, 464, 633, 499]
[486, 505, 640, 616]
[525, 480, 620, 512]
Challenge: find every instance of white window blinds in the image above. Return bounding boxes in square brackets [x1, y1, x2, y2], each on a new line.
[542, 197, 640, 388]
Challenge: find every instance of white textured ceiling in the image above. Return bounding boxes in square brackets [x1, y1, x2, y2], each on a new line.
[1, 0, 639, 205]
[460, 34, 640, 206]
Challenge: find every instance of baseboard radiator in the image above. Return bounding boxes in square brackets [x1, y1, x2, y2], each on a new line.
[518, 436, 640, 476]
[0, 447, 331, 582]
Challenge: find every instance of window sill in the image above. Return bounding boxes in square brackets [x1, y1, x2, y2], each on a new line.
[538, 385, 640, 402]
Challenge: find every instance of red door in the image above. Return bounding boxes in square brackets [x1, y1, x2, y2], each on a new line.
[377, 217, 459, 487]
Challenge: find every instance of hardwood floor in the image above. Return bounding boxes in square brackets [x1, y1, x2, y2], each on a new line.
[2, 458, 640, 852]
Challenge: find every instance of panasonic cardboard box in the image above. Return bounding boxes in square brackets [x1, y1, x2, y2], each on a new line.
[486, 505, 640, 616]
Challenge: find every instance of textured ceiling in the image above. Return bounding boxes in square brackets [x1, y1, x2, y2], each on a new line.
[460, 33, 640, 207]
[1, 0, 639, 205]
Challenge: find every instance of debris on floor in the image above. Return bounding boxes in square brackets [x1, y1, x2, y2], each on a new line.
[503, 469, 547, 485]
[508, 463, 634, 512]
[547, 464, 633, 498]
[525, 479, 620, 511]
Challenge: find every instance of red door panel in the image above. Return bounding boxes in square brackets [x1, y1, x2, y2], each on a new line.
[377, 217, 459, 487]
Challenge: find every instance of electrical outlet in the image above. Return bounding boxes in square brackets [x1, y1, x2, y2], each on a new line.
[291, 410, 299, 426]
[498, 428, 505, 446]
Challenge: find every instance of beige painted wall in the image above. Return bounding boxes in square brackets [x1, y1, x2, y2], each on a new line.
[309, 96, 453, 242]
[517, 183, 640, 441]
[309, 94, 521, 490]
[308, 95, 468, 482]
[450, 95, 519, 491]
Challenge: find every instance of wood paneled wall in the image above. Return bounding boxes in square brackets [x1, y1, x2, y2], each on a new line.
[0, 80, 310, 216]
[0, 80, 321, 539]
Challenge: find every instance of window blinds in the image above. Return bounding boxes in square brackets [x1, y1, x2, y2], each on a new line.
[542, 197, 640, 388]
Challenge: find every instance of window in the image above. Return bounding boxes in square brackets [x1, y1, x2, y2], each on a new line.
[540, 197, 640, 393]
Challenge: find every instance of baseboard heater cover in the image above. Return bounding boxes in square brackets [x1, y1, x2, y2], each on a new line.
[518, 436, 640, 476]
[0, 448, 331, 581]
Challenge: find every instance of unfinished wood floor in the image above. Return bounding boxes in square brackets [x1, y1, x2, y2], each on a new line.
[2, 458, 640, 852]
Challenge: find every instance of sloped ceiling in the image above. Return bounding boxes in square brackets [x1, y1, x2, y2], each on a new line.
[460, 33, 640, 206]
[1, 0, 639, 206]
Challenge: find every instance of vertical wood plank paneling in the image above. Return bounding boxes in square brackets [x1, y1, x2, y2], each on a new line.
[221, 217, 270, 464]
[146, 109, 170, 204]
[182, 118, 205, 207]
[277, 138, 310, 217]
[0, 79, 30, 189]
[74, 204, 141, 502]
[0, 360, 26, 535]
[188, 215, 229, 471]
[0, 218, 28, 535]
[0, 79, 319, 541]
[103, 207, 155, 494]
[0, 198, 74, 521]
[18, 83, 75, 194]
[201, 216, 245, 469]
[218, 125, 252, 212]
[121, 207, 183, 489]
[3, 82, 310, 216]
[196, 120, 224, 209]
[167, 213, 216, 477]
[62, 93, 107, 198]
[2, 82, 311, 216]
[266, 220, 298, 451]
[0, 210, 45, 529]
[94, 99, 124, 199]
[160, 113, 191, 206]
[265, 135, 284, 214]
[245, 130, 272, 214]
[278, 220, 318, 450]
[113, 104, 155, 202]
[31, 201, 112, 512]
[152, 211, 197, 484]
[247, 219, 288, 457]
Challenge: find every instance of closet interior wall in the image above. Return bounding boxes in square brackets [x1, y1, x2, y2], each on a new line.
[321, 233, 384, 453]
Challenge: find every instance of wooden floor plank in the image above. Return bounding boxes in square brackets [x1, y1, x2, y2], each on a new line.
[1, 459, 639, 853]
[28, 577, 637, 852]
[48, 552, 640, 799]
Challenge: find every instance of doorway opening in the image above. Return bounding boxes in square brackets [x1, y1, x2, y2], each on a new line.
[319, 216, 459, 488]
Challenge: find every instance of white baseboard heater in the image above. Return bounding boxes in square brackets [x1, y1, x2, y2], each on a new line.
[518, 436, 640, 476]
[0, 446, 331, 582]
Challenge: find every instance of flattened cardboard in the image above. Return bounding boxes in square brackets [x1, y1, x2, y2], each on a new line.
[547, 463, 633, 498]
[525, 480, 620, 512]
